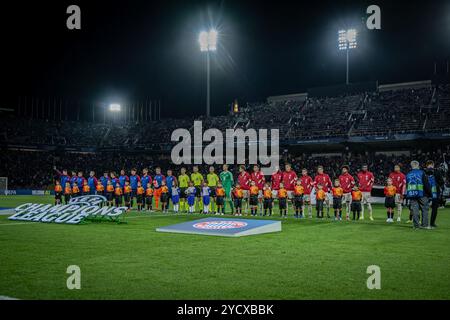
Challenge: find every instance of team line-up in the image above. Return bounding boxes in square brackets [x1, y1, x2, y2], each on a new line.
[52, 161, 438, 224]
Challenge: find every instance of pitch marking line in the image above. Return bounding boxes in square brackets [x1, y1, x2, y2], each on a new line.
[0, 295, 19, 300]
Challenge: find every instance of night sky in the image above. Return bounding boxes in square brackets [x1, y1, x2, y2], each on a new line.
[2, 0, 449, 118]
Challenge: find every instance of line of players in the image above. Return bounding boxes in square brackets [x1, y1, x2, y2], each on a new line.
[53, 163, 409, 222]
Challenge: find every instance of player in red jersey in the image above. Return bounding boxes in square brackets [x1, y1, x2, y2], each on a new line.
[238, 165, 252, 214]
[271, 166, 283, 198]
[357, 164, 375, 221]
[388, 164, 407, 222]
[299, 168, 314, 218]
[282, 163, 298, 215]
[314, 165, 333, 218]
[251, 165, 265, 212]
[339, 165, 356, 220]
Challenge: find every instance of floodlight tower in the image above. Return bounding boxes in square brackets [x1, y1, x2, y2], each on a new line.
[199, 29, 217, 117]
[338, 29, 357, 85]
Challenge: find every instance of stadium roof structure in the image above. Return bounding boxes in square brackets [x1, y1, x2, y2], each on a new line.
[378, 80, 432, 92]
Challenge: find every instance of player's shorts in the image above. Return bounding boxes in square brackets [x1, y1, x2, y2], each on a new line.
[223, 186, 232, 199]
[115, 195, 122, 205]
[161, 193, 169, 203]
[362, 192, 372, 204]
[209, 187, 216, 197]
[343, 193, 352, 204]
[325, 192, 333, 205]
[303, 194, 311, 204]
[64, 194, 71, 203]
[202, 196, 210, 206]
[394, 193, 402, 205]
[146, 196, 153, 206]
[351, 201, 362, 212]
[294, 195, 303, 207]
[234, 198, 242, 208]
[316, 199, 324, 210]
[216, 196, 224, 206]
[279, 198, 287, 209]
[272, 190, 279, 199]
[172, 195, 180, 205]
[106, 192, 113, 201]
[123, 194, 131, 203]
[287, 190, 295, 199]
[55, 192, 62, 200]
[263, 198, 273, 209]
[179, 187, 186, 199]
[194, 186, 201, 197]
[333, 197, 342, 209]
[385, 196, 395, 208]
[242, 190, 250, 198]
[249, 195, 258, 206]
[258, 190, 263, 199]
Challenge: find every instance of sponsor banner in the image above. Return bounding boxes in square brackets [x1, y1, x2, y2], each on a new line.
[1, 189, 53, 196]
[8, 195, 127, 225]
[156, 218, 282, 237]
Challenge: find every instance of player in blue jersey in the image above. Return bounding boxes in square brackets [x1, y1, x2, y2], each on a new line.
[153, 167, 166, 210]
[99, 172, 110, 196]
[77, 172, 86, 190]
[54, 166, 70, 204]
[70, 171, 78, 188]
[119, 169, 129, 190]
[110, 171, 119, 187]
[129, 168, 141, 209]
[88, 171, 98, 195]
[166, 169, 177, 211]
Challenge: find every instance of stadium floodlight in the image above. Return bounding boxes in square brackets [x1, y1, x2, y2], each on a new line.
[199, 29, 218, 117]
[109, 104, 121, 112]
[338, 29, 358, 85]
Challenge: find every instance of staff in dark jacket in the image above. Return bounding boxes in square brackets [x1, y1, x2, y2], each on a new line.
[425, 160, 445, 228]
[406, 160, 432, 230]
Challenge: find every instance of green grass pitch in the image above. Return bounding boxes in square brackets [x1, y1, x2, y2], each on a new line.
[0, 195, 449, 300]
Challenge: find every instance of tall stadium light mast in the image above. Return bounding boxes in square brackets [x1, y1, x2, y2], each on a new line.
[338, 29, 357, 85]
[199, 29, 217, 117]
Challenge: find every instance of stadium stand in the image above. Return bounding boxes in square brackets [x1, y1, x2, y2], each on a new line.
[1, 82, 449, 189]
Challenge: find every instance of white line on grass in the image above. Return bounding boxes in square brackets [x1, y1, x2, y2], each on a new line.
[0, 295, 19, 300]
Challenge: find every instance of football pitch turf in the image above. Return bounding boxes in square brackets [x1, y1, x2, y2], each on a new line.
[0, 195, 449, 300]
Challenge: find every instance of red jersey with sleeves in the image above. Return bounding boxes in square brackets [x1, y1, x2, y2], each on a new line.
[339, 173, 356, 193]
[299, 175, 314, 195]
[282, 170, 298, 190]
[357, 171, 375, 192]
[238, 171, 251, 190]
[251, 171, 266, 189]
[271, 171, 283, 190]
[388, 171, 406, 195]
[314, 173, 332, 193]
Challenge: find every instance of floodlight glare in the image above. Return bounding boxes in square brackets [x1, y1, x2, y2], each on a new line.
[208, 29, 218, 51]
[109, 104, 121, 112]
[338, 29, 358, 85]
[198, 28, 219, 118]
[199, 31, 209, 52]
[338, 29, 357, 50]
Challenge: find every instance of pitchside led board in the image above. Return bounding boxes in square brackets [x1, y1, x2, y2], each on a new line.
[156, 218, 282, 237]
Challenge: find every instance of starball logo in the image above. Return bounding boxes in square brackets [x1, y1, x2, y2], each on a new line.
[171, 121, 279, 175]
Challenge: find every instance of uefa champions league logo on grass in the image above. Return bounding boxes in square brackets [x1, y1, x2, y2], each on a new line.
[171, 121, 279, 175]
[68, 195, 107, 206]
[9, 195, 127, 225]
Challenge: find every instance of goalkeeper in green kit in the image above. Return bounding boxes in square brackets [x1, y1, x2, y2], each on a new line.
[219, 164, 234, 214]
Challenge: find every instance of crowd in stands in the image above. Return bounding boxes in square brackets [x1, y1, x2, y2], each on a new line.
[1, 85, 449, 149]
